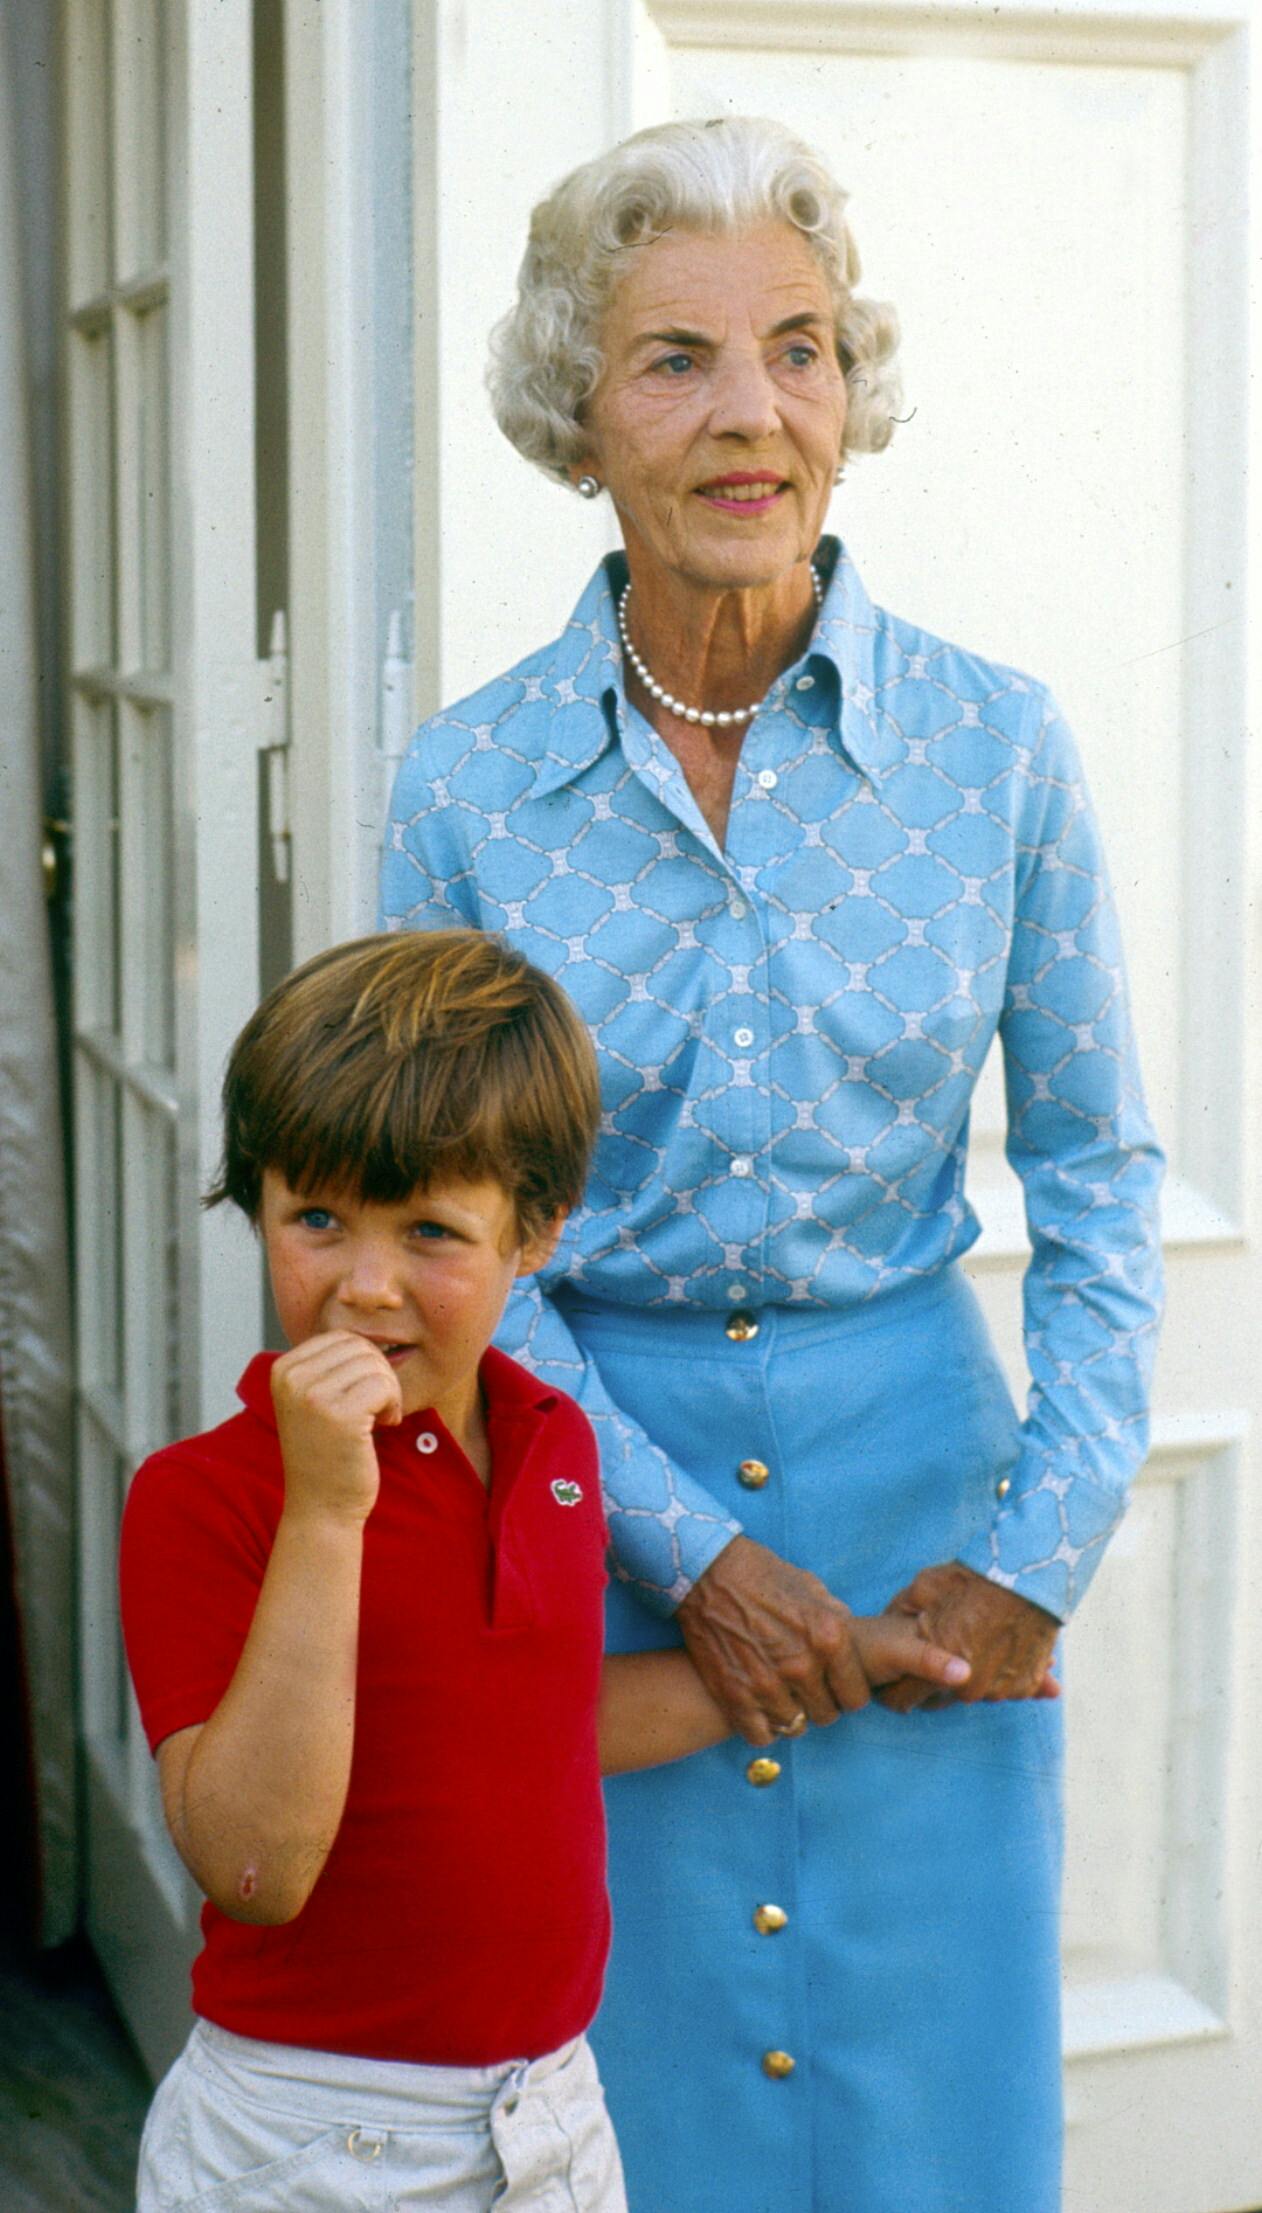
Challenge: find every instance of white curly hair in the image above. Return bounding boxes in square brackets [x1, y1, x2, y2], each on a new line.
[488, 115, 902, 487]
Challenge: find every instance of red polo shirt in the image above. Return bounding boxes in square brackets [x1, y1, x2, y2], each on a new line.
[120, 1347, 610, 2065]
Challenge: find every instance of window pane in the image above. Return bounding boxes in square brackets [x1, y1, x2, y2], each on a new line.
[71, 694, 122, 1035]
[76, 1403, 124, 1747]
[115, 0, 168, 274]
[66, 0, 112, 300]
[162, 1113, 182, 1443]
[76, 1064, 124, 1397]
[114, 1452, 131, 1742]
[135, 704, 175, 1068]
[69, 329, 116, 668]
[136, 304, 171, 670]
[108, 704, 123, 1038]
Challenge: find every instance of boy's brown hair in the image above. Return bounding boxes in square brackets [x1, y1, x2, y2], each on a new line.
[207, 929, 600, 1240]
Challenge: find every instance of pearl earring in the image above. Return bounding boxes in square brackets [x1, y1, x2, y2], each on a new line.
[577, 474, 600, 499]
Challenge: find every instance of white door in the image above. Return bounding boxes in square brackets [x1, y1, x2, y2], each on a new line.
[419, 4, 1262, 2205]
[64, 0, 266, 2077]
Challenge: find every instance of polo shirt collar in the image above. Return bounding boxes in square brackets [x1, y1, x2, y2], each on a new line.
[529, 535, 894, 800]
[237, 1350, 282, 1426]
[235, 1344, 558, 1440]
[237, 1349, 569, 1635]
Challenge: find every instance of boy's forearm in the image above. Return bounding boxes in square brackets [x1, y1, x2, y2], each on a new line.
[598, 1650, 730, 1775]
[166, 1509, 365, 1924]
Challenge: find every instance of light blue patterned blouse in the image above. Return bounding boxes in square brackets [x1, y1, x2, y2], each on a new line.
[380, 540, 1164, 1623]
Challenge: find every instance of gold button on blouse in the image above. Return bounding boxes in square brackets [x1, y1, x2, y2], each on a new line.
[745, 1757, 781, 1787]
[996, 1475, 1012, 1499]
[762, 2050, 796, 2079]
[753, 1903, 788, 1934]
[725, 1309, 759, 1342]
[738, 1457, 770, 1489]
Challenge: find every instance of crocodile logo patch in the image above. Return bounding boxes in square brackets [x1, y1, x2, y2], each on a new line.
[551, 1478, 583, 1507]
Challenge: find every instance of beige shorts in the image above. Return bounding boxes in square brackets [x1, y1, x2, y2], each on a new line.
[136, 2017, 628, 2211]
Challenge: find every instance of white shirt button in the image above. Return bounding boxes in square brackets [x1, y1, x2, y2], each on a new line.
[734, 1026, 755, 1048]
[416, 1432, 438, 1454]
[756, 769, 778, 791]
[731, 900, 748, 920]
[731, 1157, 753, 1178]
[795, 674, 815, 691]
[728, 1282, 748, 1301]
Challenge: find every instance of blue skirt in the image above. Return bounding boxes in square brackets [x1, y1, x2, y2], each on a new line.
[563, 1268, 1064, 2213]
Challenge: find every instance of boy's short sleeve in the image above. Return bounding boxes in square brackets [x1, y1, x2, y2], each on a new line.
[119, 1439, 277, 1752]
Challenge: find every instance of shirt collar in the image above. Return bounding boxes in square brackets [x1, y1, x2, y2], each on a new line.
[529, 536, 894, 799]
[528, 555, 627, 798]
[808, 538, 900, 781]
[235, 1344, 558, 1437]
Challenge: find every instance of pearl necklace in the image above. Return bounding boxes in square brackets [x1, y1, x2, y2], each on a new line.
[617, 567, 824, 728]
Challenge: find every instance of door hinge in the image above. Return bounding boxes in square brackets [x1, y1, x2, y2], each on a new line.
[257, 610, 290, 882]
[42, 816, 72, 904]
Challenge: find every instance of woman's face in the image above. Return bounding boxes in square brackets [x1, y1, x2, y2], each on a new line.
[579, 220, 847, 599]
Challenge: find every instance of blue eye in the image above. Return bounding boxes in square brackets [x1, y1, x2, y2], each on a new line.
[298, 1207, 336, 1231]
[655, 353, 694, 377]
[411, 1220, 453, 1240]
[784, 343, 818, 368]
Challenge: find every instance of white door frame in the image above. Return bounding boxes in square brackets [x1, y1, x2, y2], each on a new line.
[64, 0, 264, 2076]
[282, 0, 398, 957]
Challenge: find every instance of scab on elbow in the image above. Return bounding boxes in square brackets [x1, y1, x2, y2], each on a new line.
[211, 1862, 309, 1928]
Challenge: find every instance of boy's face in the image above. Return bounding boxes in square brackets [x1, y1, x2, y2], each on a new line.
[258, 1170, 561, 1428]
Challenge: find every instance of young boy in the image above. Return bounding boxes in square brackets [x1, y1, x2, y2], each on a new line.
[120, 928, 971, 2213]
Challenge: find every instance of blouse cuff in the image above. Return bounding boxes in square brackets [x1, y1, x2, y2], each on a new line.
[956, 1462, 1129, 1623]
[602, 1440, 744, 1614]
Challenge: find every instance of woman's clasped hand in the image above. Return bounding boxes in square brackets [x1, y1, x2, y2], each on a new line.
[675, 1535, 1058, 1743]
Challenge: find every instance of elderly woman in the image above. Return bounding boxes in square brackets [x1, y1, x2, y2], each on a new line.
[381, 117, 1163, 2213]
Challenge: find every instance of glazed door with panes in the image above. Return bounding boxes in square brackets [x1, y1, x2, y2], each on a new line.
[64, 0, 266, 2075]
[421, 4, 1262, 2207]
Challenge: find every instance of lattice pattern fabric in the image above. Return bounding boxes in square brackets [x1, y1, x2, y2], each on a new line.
[379, 541, 1164, 1621]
